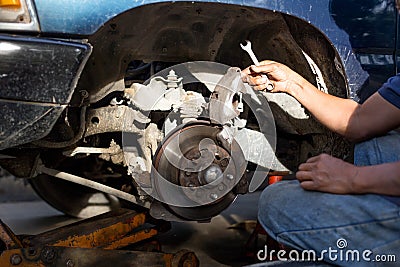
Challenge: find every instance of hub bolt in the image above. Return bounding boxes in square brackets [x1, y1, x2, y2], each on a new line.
[210, 193, 218, 200]
[10, 254, 22, 265]
[66, 259, 75, 267]
[204, 165, 223, 184]
[220, 158, 229, 167]
[187, 183, 196, 191]
[41, 247, 56, 263]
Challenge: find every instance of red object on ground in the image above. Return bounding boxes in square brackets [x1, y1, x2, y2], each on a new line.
[268, 176, 283, 185]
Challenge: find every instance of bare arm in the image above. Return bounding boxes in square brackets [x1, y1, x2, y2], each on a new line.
[242, 61, 400, 141]
[242, 60, 400, 196]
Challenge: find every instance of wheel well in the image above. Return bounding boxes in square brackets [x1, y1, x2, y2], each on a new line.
[76, 2, 347, 102]
[74, 2, 352, 164]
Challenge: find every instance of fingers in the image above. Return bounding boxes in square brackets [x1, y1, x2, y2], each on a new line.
[252, 78, 271, 89]
[296, 170, 313, 181]
[250, 75, 271, 85]
[243, 74, 273, 91]
[241, 62, 276, 78]
[299, 180, 317, 191]
[240, 66, 257, 83]
[240, 68, 250, 82]
[296, 154, 324, 180]
[298, 160, 318, 171]
[296, 169, 318, 191]
[305, 154, 325, 163]
[296, 162, 316, 182]
[241, 61, 285, 92]
[297, 170, 320, 191]
[249, 64, 274, 75]
[259, 60, 276, 65]
[253, 84, 269, 91]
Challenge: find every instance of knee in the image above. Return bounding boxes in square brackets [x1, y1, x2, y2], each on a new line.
[354, 139, 376, 166]
[258, 182, 286, 211]
[257, 181, 298, 233]
[354, 132, 400, 166]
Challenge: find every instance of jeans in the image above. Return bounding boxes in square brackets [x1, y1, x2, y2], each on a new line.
[258, 133, 400, 266]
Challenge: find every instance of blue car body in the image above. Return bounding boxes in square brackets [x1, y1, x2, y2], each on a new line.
[0, 0, 397, 150]
[0, 0, 396, 150]
[0, 0, 398, 220]
[33, 0, 397, 98]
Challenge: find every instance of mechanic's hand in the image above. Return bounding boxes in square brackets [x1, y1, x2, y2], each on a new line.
[296, 154, 359, 194]
[241, 60, 305, 94]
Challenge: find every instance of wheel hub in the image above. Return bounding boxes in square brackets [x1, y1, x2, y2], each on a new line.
[152, 121, 246, 220]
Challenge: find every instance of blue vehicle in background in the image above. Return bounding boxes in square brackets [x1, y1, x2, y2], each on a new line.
[0, 0, 398, 220]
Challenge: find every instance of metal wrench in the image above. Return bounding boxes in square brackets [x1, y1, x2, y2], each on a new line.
[240, 40, 274, 91]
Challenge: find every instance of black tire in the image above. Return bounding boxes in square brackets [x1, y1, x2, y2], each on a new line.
[30, 174, 120, 218]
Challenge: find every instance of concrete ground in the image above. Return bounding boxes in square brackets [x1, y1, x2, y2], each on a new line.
[0, 174, 263, 266]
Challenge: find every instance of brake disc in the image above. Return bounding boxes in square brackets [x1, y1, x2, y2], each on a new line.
[152, 120, 246, 221]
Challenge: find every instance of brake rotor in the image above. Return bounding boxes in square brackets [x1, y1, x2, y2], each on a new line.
[152, 121, 246, 221]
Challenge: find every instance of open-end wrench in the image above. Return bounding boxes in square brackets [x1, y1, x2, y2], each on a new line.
[240, 40, 274, 91]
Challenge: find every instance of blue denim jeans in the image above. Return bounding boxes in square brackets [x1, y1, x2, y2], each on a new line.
[258, 132, 400, 266]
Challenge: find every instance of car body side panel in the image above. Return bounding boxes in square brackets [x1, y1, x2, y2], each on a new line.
[0, 35, 91, 149]
[0, 101, 64, 149]
[0, 35, 91, 104]
[33, 0, 396, 100]
[0, 0, 394, 150]
[329, 0, 397, 102]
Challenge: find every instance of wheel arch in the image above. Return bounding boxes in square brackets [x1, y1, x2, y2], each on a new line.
[74, 2, 351, 133]
[77, 2, 351, 93]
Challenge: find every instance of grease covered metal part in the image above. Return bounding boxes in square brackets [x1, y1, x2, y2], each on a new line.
[151, 122, 245, 220]
[122, 62, 278, 220]
[209, 67, 246, 125]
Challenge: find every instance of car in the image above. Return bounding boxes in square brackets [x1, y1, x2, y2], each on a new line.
[0, 0, 397, 220]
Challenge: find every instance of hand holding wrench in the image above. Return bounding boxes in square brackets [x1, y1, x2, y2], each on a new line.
[240, 40, 274, 91]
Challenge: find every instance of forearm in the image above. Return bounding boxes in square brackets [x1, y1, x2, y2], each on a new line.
[352, 161, 400, 196]
[288, 75, 359, 138]
[244, 62, 400, 141]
